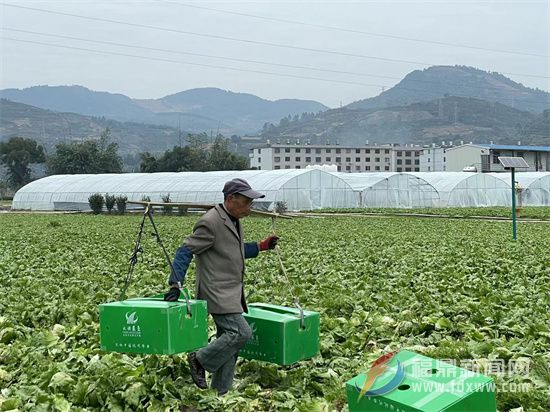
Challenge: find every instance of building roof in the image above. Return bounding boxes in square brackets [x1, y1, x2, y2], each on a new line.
[477, 144, 550, 152]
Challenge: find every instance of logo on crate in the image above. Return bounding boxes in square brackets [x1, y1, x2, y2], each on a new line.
[355, 351, 405, 401]
[247, 322, 260, 346]
[122, 311, 142, 338]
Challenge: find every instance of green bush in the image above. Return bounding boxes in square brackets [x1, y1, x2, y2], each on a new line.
[177, 205, 188, 216]
[88, 193, 104, 215]
[105, 193, 116, 214]
[115, 195, 128, 215]
[161, 193, 173, 215]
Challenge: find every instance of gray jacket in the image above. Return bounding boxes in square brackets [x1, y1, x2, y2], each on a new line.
[184, 205, 258, 314]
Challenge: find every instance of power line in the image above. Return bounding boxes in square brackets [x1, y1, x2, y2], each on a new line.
[3, 36, 547, 107]
[0, 36, 388, 89]
[160, 1, 550, 59]
[3, 3, 548, 82]
[3, 27, 548, 101]
[2, 27, 403, 81]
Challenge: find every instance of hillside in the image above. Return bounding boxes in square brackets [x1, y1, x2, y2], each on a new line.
[0, 99, 182, 155]
[0, 86, 328, 135]
[347, 66, 550, 113]
[261, 96, 544, 146]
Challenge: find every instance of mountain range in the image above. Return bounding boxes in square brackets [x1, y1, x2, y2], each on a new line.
[0, 86, 328, 135]
[1, 65, 549, 157]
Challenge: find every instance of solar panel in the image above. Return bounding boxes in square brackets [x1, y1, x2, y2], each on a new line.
[498, 157, 529, 169]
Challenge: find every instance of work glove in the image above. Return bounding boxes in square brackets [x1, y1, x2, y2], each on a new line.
[164, 286, 181, 302]
[259, 235, 279, 251]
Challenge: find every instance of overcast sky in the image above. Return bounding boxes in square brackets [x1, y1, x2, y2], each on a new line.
[1, 0, 549, 107]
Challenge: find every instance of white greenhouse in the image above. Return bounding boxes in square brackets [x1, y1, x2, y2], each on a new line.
[332, 172, 440, 208]
[410, 172, 511, 207]
[12, 169, 358, 212]
[489, 172, 550, 206]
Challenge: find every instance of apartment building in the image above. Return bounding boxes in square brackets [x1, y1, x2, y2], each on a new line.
[249, 142, 423, 172]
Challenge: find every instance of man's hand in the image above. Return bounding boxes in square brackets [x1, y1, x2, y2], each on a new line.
[259, 235, 279, 251]
[164, 286, 181, 302]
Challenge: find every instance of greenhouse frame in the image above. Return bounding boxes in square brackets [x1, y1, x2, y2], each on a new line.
[12, 169, 358, 212]
[489, 172, 550, 206]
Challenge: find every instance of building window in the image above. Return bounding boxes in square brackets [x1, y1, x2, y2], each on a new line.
[415, 167, 420, 171]
[285, 165, 290, 169]
[375, 157, 380, 162]
[346, 149, 351, 153]
[427, 150, 431, 154]
[315, 157, 321, 162]
[415, 159, 420, 165]
[405, 152, 411, 157]
[366, 166, 371, 171]
[355, 157, 361, 162]
[306, 157, 311, 162]
[397, 151, 402, 156]
[375, 149, 380, 154]
[258, 157, 261, 163]
[274, 157, 280, 162]
[493, 151, 500, 164]
[443, 157, 446, 162]
[337, 165, 342, 171]
[285, 156, 290, 161]
[356, 149, 361, 154]
[296, 165, 301, 169]
[427, 158, 430, 163]
[415, 151, 421, 156]
[384, 157, 390, 162]
[258, 148, 261, 154]
[295, 157, 301, 162]
[405, 159, 412, 165]
[385, 149, 390, 154]
[397, 159, 402, 165]
[285, 148, 290, 153]
[397, 167, 402, 172]
[315, 148, 321, 154]
[295, 148, 301, 153]
[385, 166, 390, 171]
[517, 151, 524, 158]
[366, 157, 371, 162]
[336, 157, 341, 162]
[346, 157, 351, 162]
[326, 157, 331, 162]
[405, 167, 411, 172]
[366, 149, 371, 153]
[305, 148, 311, 154]
[346, 165, 351, 171]
[375, 166, 380, 171]
[355, 165, 361, 171]
[428, 166, 431, 171]
[326, 148, 331, 153]
[274, 165, 281, 169]
[274, 148, 280, 153]
[336, 148, 341, 154]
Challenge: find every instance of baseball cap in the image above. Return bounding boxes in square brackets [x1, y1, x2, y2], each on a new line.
[222, 178, 265, 199]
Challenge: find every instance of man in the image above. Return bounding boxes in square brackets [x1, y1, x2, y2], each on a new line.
[164, 178, 278, 395]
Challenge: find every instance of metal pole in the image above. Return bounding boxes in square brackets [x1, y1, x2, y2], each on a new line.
[511, 167, 517, 240]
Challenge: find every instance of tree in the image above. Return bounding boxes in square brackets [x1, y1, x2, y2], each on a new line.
[0, 137, 46, 188]
[47, 128, 123, 175]
[207, 137, 248, 170]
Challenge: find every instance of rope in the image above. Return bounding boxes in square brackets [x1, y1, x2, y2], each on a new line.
[271, 216, 305, 329]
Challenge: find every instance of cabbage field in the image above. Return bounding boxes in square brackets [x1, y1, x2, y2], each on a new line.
[1, 213, 549, 411]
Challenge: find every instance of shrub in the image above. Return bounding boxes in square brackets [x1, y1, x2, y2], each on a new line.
[115, 195, 128, 215]
[162, 193, 173, 215]
[88, 193, 104, 215]
[177, 205, 188, 216]
[274, 201, 288, 214]
[105, 193, 116, 214]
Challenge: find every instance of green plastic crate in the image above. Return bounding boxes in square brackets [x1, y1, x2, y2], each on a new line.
[346, 350, 496, 411]
[99, 294, 208, 355]
[240, 303, 320, 365]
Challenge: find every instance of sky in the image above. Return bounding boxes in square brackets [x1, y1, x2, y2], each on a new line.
[1, 0, 549, 108]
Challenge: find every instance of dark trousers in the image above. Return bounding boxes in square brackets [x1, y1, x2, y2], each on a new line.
[196, 313, 252, 394]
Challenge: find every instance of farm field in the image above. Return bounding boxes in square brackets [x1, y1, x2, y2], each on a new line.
[1, 213, 549, 411]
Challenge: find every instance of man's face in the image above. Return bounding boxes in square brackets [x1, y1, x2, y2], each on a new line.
[225, 193, 253, 218]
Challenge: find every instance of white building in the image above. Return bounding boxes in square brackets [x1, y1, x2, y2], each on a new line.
[249, 142, 423, 172]
[445, 144, 550, 172]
